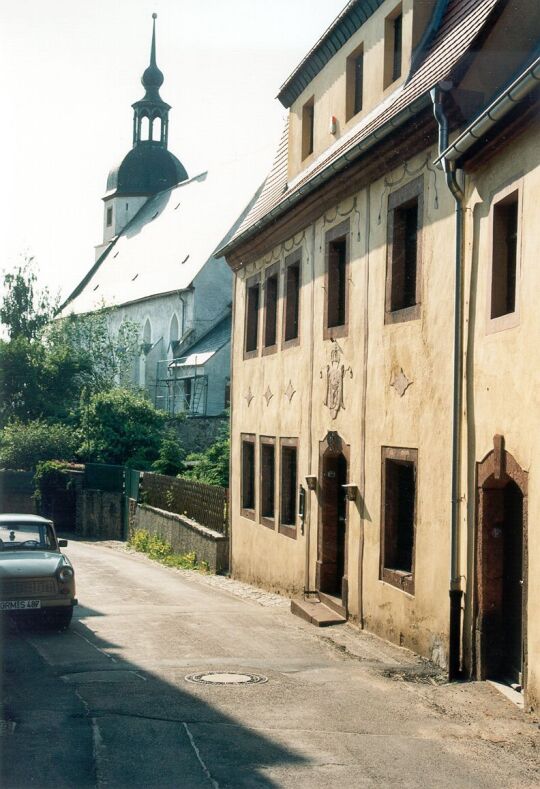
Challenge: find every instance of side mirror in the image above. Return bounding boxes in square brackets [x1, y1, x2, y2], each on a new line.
[58, 539, 68, 547]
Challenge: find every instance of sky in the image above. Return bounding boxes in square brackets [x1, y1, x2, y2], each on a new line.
[0, 0, 346, 303]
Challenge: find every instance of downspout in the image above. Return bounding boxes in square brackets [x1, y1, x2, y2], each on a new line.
[431, 85, 464, 681]
[304, 221, 317, 596]
[228, 275, 238, 573]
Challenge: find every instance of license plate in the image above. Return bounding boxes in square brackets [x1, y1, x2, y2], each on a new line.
[0, 600, 41, 611]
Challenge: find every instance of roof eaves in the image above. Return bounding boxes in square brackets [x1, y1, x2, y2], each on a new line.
[435, 55, 540, 165]
[217, 92, 431, 259]
[277, 0, 385, 108]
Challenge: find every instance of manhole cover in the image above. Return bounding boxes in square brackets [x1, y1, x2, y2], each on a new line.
[185, 672, 267, 686]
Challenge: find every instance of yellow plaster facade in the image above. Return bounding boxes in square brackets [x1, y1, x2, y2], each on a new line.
[225, 0, 540, 710]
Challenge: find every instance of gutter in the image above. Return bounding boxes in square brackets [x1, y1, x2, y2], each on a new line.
[431, 85, 464, 682]
[435, 56, 540, 165]
[218, 93, 432, 259]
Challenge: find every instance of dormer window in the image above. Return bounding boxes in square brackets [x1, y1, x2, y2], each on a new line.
[106, 207, 113, 227]
[346, 45, 364, 120]
[384, 4, 403, 88]
[301, 97, 314, 160]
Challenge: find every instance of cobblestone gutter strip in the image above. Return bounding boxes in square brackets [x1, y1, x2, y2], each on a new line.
[95, 540, 289, 609]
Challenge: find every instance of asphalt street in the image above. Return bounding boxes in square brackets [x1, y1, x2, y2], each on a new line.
[1, 539, 539, 788]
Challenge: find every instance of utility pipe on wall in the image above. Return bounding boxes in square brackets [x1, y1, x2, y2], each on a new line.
[431, 85, 465, 681]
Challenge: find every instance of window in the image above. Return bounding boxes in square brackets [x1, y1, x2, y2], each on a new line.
[381, 447, 417, 594]
[244, 275, 260, 357]
[260, 437, 276, 528]
[324, 220, 350, 339]
[280, 439, 298, 537]
[384, 5, 403, 88]
[302, 97, 314, 160]
[346, 45, 364, 120]
[491, 191, 518, 320]
[263, 265, 279, 352]
[241, 435, 256, 518]
[385, 176, 423, 323]
[283, 251, 301, 346]
[106, 207, 113, 227]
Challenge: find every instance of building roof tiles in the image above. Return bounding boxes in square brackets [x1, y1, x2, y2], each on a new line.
[223, 0, 501, 257]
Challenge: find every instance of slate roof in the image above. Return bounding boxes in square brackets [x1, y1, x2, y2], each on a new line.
[220, 0, 501, 257]
[60, 166, 262, 317]
[171, 314, 231, 368]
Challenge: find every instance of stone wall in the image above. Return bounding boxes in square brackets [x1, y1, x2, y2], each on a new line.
[129, 501, 229, 573]
[167, 415, 227, 454]
[77, 490, 124, 540]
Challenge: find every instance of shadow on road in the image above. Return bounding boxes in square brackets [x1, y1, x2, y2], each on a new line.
[0, 608, 307, 788]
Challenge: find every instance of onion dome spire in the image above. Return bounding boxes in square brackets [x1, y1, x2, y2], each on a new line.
[142, 13, 165, 93]
[132, 13, 171, 148]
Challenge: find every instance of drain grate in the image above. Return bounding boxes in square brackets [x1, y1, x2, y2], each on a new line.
[185, 672, 267, 686]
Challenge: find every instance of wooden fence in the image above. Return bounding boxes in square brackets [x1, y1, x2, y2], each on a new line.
[140, 472, 228, 535]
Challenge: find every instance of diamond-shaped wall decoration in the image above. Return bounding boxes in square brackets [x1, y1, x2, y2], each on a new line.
[244, 387, 254, 406]
[264, 386, 274, 406]
[284, 380, 296, 403]
[391, 368, 412, 397]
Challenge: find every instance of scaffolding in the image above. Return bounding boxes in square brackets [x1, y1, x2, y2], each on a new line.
[154, 354, 209, 416]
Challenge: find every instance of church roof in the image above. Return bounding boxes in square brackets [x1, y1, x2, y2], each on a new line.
[59, 168, 261, 317]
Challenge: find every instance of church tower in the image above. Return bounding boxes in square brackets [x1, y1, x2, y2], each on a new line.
[98, 14, 188, 254]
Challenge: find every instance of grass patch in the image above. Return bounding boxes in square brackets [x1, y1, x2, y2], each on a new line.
[128, 528, 210, 572]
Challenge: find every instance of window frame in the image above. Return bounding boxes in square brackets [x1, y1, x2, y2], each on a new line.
[279, 438, 299, 539]
[240, 433, 256, 520]
[486, 179, 522, 334]
[106, 206, 113, 227]
[262, 263, 279, 355]
[259, 436, 276, 529]
[282, 250, 302, 349]
[243, 273, 261, 359]
[324, 219, 350, 340]
[385, 176, 423, 325]
[346, 43, 364, 121]
[380, 446, 417, 595]
[383, 3, 403, 89]
[301, 96, 315, 160]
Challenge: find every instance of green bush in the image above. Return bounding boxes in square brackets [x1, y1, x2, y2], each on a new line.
[129, 528, 150, 553]
[151, 430, 186, 476]
[0, 420, 78, 470]
[33, 460, 71, 503]
[79, 388, 165, 466]
[181, 418, 229, 487]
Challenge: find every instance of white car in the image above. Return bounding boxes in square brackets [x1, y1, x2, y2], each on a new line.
[0, 514, 77, 629]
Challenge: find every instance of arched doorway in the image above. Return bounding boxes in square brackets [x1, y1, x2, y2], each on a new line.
[476, 436, 528, 689]
[317, 432, 349, 608]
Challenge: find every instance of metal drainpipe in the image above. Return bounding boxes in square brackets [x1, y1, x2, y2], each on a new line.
[431, 85, 464, 681]
[304, 221, 317, 596]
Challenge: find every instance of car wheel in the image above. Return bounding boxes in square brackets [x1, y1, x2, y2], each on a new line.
[47, 606, 73, 631]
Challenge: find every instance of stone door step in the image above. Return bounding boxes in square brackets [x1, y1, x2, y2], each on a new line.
[291, 598, 346, 627]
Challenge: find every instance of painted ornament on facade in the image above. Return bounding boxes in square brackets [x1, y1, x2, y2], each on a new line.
[390, 367, 412, 397]
[323, 344, 352, 419]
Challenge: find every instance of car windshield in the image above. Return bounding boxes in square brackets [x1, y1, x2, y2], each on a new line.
[0, 523, 56, 551]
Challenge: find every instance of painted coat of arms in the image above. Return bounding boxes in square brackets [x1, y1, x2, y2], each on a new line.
[323, 345, 351, 419]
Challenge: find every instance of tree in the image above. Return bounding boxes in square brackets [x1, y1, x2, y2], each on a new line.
[79, 388, 165, 465]
[0, 257, 56, 341]
[151, 429, 187, 476]
[48, 311, 141, 395]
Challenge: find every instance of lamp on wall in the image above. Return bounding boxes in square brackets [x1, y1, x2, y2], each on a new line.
[305, 475, 317, 491]
[342, 483, 359, 502]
